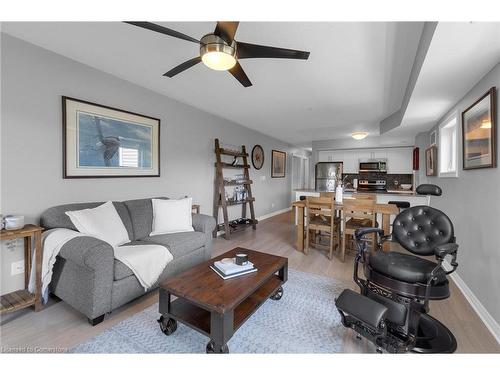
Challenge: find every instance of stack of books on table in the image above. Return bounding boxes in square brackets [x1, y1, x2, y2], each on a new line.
[210, 259, 257, 280]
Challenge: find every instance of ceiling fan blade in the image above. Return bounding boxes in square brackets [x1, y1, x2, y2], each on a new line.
[124, 21, 200, 44]
[214, 21, 239, 45]
[163, 57, 202, 77]
[228, 61, 252, 87]
[236, 41, 310, 60]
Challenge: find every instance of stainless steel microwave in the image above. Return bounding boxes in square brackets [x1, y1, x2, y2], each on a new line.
[358, 159, 387, 173]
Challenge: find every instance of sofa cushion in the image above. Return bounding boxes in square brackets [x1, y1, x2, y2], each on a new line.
[123, 197, 168, 240]
[151, 197, 194, 235]
[40, 201, 134, 240]
[66, 201, 130, 247]
[114, 259, 135, 280]
[144, 231, 207, 259]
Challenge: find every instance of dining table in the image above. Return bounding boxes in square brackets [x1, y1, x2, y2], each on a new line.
[292, 200, 399, 252]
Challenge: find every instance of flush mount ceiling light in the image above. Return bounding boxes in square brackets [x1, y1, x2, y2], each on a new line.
[124, 21, 310, 87]
[352, 132, 369, 140]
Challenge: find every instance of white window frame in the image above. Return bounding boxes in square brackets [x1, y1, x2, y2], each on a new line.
[438, 113, 459, 178]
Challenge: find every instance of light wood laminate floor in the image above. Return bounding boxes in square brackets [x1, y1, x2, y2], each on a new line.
[1, 212, 498, 353]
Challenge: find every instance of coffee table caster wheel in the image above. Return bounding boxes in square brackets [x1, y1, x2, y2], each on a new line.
[270, 287, 283, 301]
[158, 315, 177, 336]
[206, 340, 229, 354]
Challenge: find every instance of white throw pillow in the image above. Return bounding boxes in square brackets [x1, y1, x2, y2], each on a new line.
[150, 197, 194, 236]
[65, 201, 130, 247]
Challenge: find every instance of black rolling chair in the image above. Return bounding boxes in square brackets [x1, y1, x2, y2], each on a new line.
[335, 184, 459, 353]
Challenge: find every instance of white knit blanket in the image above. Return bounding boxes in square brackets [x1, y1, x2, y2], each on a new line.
[114, 244, 173, 291]
[28, 228, 173, 304]
[28, 228, 85, 303]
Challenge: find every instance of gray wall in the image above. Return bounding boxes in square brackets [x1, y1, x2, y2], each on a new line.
[415, 62, 500, 327]
[0, 34, 305, 293]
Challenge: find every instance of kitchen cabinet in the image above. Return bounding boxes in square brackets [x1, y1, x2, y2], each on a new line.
[342, 150, 358, 173]
[318, 147, 413, 175]
[318, 150, 343, 162]
[372, 149, 387, 159]
[387, 148, 413, 174]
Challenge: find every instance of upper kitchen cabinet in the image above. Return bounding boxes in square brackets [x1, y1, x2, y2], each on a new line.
[386, 147, 413, 174]
[318, 150, 343, 162]
[342, 150, 358, 173]
[357, 149, 387, 160]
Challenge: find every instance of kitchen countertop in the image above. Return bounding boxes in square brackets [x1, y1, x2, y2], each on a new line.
[294, 188, 418, 196]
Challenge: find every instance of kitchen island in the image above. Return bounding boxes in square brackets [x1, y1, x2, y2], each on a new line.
[294, 188, 429, 206]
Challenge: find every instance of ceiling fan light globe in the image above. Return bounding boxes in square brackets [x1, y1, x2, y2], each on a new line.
[351, 132, 369, 140]
[202, 51, 237, 71]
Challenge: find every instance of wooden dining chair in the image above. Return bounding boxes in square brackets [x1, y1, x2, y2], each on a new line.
[305, 196, 340, 260]
[341, 198, 377, 262]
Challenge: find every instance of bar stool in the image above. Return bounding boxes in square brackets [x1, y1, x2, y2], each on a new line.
[388, 201, 410, 213]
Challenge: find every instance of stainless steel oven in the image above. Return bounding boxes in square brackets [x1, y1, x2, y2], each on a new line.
[357, 179, 387, 192]
[358, 159, 387, 173]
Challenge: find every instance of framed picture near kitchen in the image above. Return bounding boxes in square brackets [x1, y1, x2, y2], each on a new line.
[425, 146, 437, 176]
[62, 96, 160, 178]
[462, 87, 497, 170]
[271, 150, 286, 178]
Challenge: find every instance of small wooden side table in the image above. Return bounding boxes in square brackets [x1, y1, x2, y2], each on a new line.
[0, 224, 43, 314]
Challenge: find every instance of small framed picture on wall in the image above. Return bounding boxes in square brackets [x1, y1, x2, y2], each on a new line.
[271, 150, 286, 178]
[425, 146, 438, 176]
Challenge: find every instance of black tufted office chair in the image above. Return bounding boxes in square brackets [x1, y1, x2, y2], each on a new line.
[335, 184, 459, 353]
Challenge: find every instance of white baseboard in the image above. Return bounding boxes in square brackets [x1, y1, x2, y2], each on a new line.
[443, 261, 500, 344]
[256, 207, 292, 221]
[216, 207, 292, 236]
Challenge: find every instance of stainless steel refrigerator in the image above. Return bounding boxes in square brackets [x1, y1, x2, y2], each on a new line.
[315, 162, 343, 191]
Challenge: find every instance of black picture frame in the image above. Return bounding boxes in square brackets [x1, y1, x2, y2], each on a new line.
[271, 150, 286, 178]
[462, 87, 497, 170]
[62, 96, 161, 178]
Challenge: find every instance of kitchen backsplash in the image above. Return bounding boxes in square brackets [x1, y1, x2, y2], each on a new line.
[342, 173, 413, 190]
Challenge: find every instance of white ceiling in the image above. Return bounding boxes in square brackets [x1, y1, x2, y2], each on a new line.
[390, 22, 500, 140]
[2, 21, 424, 146]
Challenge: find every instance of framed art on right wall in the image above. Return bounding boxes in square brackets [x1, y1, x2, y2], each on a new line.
[425, 146, 437, 176]
[462, 87, 497, 170]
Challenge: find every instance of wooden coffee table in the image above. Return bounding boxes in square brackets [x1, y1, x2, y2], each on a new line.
[158, 247, 288, 353]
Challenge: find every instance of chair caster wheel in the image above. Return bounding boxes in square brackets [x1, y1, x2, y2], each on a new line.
[158, 315, 177, 336]
[356, 334, 362, 340]
[376, 347, 383, 353]
[270, 287, 283, 300]
[206, 340, 229, 353]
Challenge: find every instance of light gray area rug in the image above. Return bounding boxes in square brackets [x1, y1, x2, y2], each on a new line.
[71, 269, 352, 353]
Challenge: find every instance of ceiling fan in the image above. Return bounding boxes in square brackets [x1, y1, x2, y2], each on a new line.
[124, 21, 310, 87]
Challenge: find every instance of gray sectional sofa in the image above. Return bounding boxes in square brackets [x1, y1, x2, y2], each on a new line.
[40, 197, 216, 325]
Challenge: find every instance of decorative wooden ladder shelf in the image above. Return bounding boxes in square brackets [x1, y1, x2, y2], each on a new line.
[213, 138, 257, 240]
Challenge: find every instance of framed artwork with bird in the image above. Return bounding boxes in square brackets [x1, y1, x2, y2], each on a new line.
[62, 96, 160, 178]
